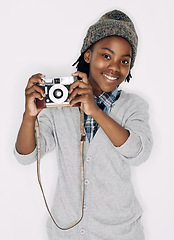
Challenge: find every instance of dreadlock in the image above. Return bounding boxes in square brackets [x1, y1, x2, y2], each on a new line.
[72, 52, 90, 77]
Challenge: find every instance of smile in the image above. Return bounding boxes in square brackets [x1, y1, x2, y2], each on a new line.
[103, 73, 119, 81]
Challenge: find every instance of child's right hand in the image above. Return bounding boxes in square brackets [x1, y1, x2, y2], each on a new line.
[24, 73, 46, 118]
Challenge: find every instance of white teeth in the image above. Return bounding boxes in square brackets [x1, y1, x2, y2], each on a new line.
[103, 74, 118, 80]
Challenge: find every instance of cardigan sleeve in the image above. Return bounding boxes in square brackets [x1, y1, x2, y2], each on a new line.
[14, 108, 56, 165]
[114, 93, 153, 166]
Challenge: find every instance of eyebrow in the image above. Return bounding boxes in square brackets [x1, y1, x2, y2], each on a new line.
[102, 47, 132, 58]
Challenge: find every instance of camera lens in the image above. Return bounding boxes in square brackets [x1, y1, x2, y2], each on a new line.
[53, 89, 63, 99]
[49, 84, 68, 103]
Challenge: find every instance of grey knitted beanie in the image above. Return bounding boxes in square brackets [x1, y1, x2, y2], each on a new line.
[81, 10, 138, 69]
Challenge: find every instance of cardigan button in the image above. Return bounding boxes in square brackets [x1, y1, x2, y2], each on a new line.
[80, 228, 85, 235]
[86, 156, 91, 162]
[85, 179, 89, 185]
[83, 204, 87, 210]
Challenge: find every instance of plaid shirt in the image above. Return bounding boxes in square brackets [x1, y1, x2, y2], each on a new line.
[84, 88, 121, 142]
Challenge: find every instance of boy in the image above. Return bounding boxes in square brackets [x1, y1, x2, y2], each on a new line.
[15, 10, 152, 240]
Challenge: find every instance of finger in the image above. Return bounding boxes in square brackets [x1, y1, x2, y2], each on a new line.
[69, 79, 90, 94]
[69, 94, 87, 107]
[25, 84, 46, 98]
[71, 102, 81, 108]
[26, 73, 45, 90]
[26, 91, 44, 102]
[68, 87, 91, 102]
[72, 72, 89, 84]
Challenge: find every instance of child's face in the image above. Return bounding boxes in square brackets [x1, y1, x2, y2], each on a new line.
[84, 36, 132, 96]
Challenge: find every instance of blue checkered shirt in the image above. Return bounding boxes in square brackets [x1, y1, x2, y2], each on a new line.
[84, 88, 121, 142]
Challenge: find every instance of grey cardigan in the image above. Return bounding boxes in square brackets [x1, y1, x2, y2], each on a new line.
[15, 90, 153, 240]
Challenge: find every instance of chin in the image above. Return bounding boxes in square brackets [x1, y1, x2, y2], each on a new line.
[102, 85, 118, 92]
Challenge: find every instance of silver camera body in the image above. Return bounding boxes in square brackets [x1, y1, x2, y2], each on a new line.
[38, 76, 75, 107]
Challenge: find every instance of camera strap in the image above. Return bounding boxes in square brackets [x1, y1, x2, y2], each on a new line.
[35, 108, 86, 230]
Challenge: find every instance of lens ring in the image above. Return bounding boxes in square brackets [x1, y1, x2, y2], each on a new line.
[49, 84, 68, 103]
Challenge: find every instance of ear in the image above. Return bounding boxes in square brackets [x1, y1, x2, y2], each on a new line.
[84, 50, 92, 63]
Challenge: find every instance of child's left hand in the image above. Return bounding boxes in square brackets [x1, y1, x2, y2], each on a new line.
[69, 71, 130, 147]
[68, 71, 99, 117]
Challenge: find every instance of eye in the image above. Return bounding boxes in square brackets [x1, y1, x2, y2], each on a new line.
[102, 54, 111, 60]
[121, 59, 130, 65]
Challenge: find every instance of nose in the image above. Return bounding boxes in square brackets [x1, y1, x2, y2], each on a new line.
[108, 60, 120, 72]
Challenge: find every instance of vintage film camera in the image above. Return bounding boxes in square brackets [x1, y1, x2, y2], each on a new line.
[37, 76, 76, 108]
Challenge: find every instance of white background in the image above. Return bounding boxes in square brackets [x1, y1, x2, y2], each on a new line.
[0, 0, 174, 239]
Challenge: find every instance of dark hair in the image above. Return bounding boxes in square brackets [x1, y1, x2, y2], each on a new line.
[72, 52, 90, 77]
[72, 52, 132, 83]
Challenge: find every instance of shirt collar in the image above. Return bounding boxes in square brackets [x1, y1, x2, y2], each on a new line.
[95, 88, 120, 110]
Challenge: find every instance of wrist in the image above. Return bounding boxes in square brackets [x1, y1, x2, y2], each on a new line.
[23, 112, 37, 123]
[90, 107, 102, 119]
